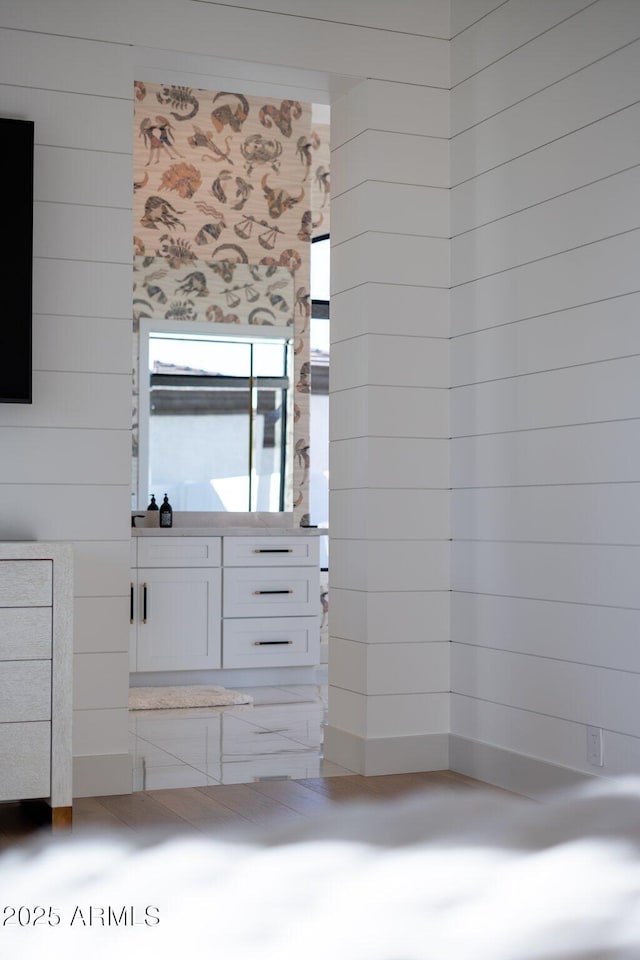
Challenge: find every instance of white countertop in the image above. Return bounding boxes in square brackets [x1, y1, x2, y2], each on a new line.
[132, 525, 327, 537]
[131, 511, 327, 536]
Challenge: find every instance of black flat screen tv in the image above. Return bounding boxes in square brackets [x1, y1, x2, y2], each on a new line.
[1, 118, 33, 403]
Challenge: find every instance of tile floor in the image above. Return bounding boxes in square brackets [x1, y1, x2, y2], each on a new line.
[129, 667, 354, 790]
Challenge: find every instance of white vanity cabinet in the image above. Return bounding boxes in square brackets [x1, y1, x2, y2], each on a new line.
[130, 532, 321, 678]
[0, 543, 73, 825]
[222, 536, 320, 669]
[130, 538, 221, 672]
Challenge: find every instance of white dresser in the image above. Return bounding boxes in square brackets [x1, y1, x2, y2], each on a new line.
[130, 532, 320, 681]
[0, 542, 73, 826]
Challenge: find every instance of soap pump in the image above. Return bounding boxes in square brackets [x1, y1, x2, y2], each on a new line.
[159, 493, 173, 528]
[146, 493, 160, 527]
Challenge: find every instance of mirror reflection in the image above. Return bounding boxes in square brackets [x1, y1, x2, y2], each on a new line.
[138, 322, 292, 513]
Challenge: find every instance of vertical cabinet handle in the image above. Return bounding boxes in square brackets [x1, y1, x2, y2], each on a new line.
[130, 582, 135, 624]
[142, 583, 148, 624]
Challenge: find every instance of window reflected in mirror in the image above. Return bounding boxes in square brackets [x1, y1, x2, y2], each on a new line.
[139, 323, 291, 513]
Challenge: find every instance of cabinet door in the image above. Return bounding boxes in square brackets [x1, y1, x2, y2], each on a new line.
[135, 568, 221, 671]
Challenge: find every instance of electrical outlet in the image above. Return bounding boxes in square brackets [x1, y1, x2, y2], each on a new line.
[587, 726, 604, 767]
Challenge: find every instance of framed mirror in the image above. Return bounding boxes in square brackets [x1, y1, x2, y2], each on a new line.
[137, 319, 293, 513]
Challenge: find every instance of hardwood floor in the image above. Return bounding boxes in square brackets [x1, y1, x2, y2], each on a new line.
[0, 771, 510, 850]
[0, 771, 516, 846]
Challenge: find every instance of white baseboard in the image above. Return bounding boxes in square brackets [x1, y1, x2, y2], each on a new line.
[449, 736, 596, 800]
[73, 753, 132, 798]
[324, 726, 449, 776]
[72, 739, 597, 800]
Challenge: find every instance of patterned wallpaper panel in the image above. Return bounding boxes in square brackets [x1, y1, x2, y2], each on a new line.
[133, 260, 297, 327]
[132, 82, 328, 524]
[310, 121, 330, 239]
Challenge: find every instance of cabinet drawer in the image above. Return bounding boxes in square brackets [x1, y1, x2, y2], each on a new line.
[223, 616, 319, 668]
[137, 537, 221, 568]
[0, 608, 51, 660]
[223, 537, 318, 567]
[0, 661, 51, 722]
[0, 560, 52, 607]
[223, 567, 319, 618]
[0, 722, 51, 801]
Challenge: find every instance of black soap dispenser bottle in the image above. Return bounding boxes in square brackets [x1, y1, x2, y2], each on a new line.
[159, 493, 173, 528]
[147, 493, 159, 527]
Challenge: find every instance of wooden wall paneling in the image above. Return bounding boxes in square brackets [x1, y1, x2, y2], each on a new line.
[451, 541, 640, 609]
[0, 372, 132, 430]
[34, 202, 132, 265]
[33, 316, 132, 375]
[331, 384, 449, 441]
[451, 230, 640, 335]
[0, 429, 130, 485]
[331, 285, 449, 341]
[451, 293, 640, 386]
[451, 420, 640, 488]
[451, 644, 640, 738]
[451, 592, 640, 673]
[451, 41, 640, 184]
[451, 483, 640, 544]
[451, 355, 640, 436]
[452, 103, 640, 235]
[452, 166, 640, 286]
[331, 436, 450, 490]
[452, 0, 638, 123]
[330, 488, 449, 541]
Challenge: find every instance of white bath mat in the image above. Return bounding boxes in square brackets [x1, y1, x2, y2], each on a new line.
[129, 685, 253, 710]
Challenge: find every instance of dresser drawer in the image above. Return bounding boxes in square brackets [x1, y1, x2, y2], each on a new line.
[0, 722, 51, 801]
[137, 537, 221, 568]
[0, 608, 51, 660]
[0, 560, 52, 607]
[223, 567, 319, 618]
[0, 661, 51, 722]
[223, 616, 319, 668]
[223, 537, 319, 567]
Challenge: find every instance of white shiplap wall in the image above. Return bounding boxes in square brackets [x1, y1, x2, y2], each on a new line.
[0, 0, 450, 795]
[449, 0, 640, 793]
[325, 69, 451, 776]
[0, 27, 134, 794]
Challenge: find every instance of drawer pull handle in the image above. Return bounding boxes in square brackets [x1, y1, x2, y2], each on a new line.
[253, 548, 293, 554]
[142, 583, 148, 624]
[130, 582, 134, 624]
[252, 589, 293, 595]
[253, 640, 293, 646]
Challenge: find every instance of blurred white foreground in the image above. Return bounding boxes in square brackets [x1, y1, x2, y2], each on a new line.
[1, 778, 640, 959]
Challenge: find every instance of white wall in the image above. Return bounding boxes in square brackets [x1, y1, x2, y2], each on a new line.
[325, 69, 451, 775]
[449, 0, 640, 793]
[0, 26, 134, 794]
[0, 0, 450, 795]
[8, 0, 637, 798]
